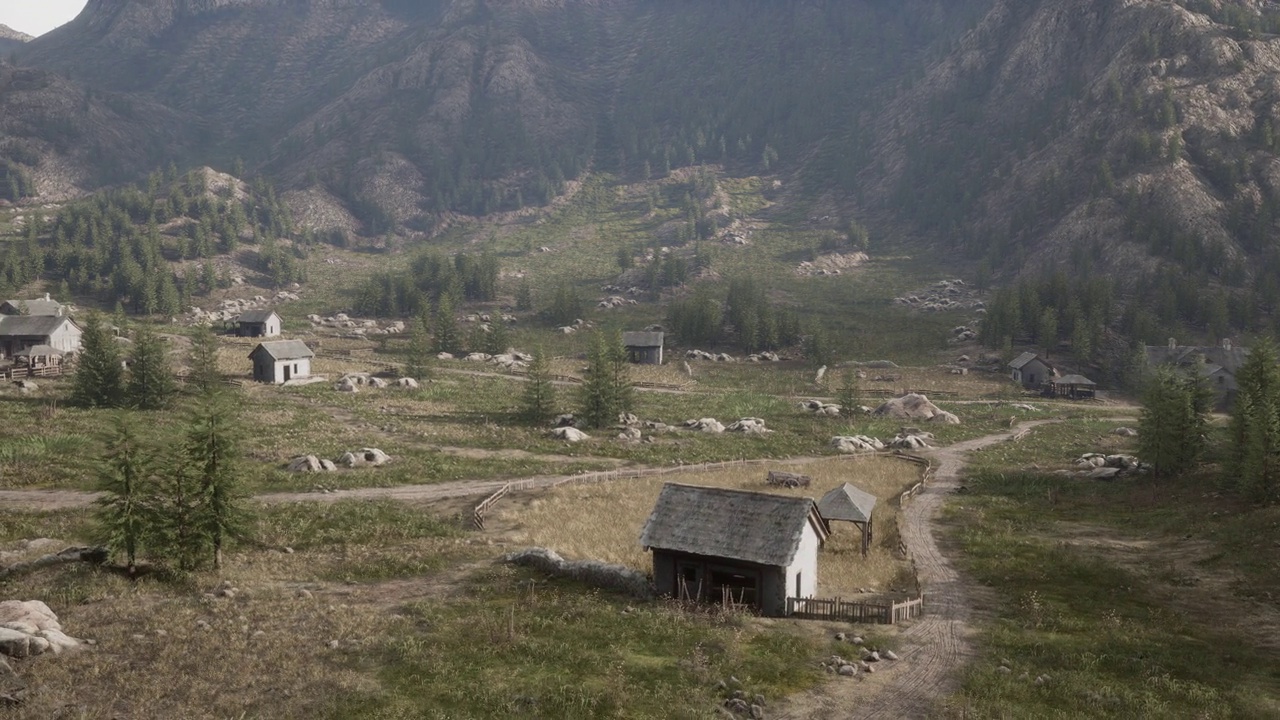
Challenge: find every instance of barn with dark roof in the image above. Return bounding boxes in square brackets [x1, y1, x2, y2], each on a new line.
[639, 483, 827, 616]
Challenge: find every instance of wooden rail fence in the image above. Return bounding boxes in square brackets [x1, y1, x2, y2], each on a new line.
[787, 595, 925, 625]
[3, 365, 63, 380]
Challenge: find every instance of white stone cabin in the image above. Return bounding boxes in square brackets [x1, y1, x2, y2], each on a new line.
[0, 294, 67, 317]
[1009, 351, 1055, 388]
[623, 331, 664, 365]
[249, 340, 314, 384]
[234, 309, 282, 338]
[0, 315, 82, 362]
[639, 483, 827, 617]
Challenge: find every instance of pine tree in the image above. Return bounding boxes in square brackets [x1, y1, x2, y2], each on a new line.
[1228, 337, 1280, 502]
[127, 325, 177, 410]
[183, 391, 246, 569]
[187, 325, 222, 395]
[520, 346, 557, 425]
[836, 369, 861, 415]
[405, 309, 432, 381]
[1138, 367, 1205, 480]
[483, 318, 510, 356]
[432, 294, 461, 354]
[71, 312, 125, 408]
[153, 452, 208, 572]
[515, 279, 533, 312]
[93, 415, 157, 574]
[606, 329, 635, 419]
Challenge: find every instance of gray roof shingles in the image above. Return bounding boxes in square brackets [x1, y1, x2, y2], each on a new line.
[236, 309, 279, 324]
[623, 331, 664, 348]
[817, 483, 878, 524]
[0, 315, 74, 337]
[639, 483, 824, 567]
[1009, 352, 1041, 370]
[249, 340, 314, 361]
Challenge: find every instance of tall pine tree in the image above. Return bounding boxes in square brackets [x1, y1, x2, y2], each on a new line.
[127, 325, 177, 410]
[93, 415, 157, 575]
[432, 294, 462, 355]
[1228, 337, 1280, 503]
[71, 312, 125, 408]
[183, 390, 246, 569]
[1138, 367, 1206, 481]
[520, 346, 557, 425]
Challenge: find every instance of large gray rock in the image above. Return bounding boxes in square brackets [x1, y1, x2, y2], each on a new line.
[395, 377, 420, 389]
[831, 436, 884, 454]
[287, 455, 326, 473]
[339, 448, 391, 467]
[551, 427, 591, 442]
[930, 410, 962, 425]
[683, 418, 725, 433]
[873, 394, 945, 420]
[0, 628, 29, 658]
[0, 601, 79, 659]
[888, 434, 931, 450]
[726, 418, 769, 434]
[335, 378, 359, 393]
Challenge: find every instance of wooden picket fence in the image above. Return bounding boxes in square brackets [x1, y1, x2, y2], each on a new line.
[787, 595, 925, 625]
[3, 365, 63, 380]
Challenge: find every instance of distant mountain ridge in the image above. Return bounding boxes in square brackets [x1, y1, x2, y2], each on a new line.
[5, 0, 1280, 328]
[0, 23, 33, 53]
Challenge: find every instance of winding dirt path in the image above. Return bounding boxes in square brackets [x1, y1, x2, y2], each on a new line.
[777, 420, 1059, 720]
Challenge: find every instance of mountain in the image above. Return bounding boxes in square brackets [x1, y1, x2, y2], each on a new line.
[5, 0, 1280, 344]
[0, 23, 33, 54]
[10, 0, 989, 225]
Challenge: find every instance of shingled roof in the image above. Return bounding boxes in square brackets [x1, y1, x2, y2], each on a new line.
[0, 315, 75, 337]
[236, 309, 280, 324]
[623, 331, 664, 348]
[1009, 351, 1043, 370]
[639, 483, 826, 567]
[248, 340, 314, 361]
[1, 298, 65, 316]
[817, 483, 877, 524]
[1054, 374, 1096, 386]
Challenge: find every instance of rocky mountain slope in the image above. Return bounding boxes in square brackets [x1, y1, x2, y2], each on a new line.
[5, 0, 1280, 324]
[0, 24, 32, 52]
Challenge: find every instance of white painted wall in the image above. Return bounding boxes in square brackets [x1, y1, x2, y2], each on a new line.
[784, 521, 822, 600]
[47, 319, 82, 353]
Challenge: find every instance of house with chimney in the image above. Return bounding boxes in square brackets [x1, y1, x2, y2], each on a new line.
[1145, 338, 1248, 404]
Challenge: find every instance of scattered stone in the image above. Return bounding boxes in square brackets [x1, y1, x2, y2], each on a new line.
[930, 410, 962, 425]
[296, 589, 313, 600]
[335, 378, 359, 393]
[726, 418, 770, 434]
[553, 414, 577, 428]
[1111, 427, 1138, 437]
[997, 666, 1012, 675]
[395, 377, 420, 389]
[888, 434, 932, 450]
[617, 427, 642, 442]
[682, 418, 726, 433]
[837, 664, 857, 677]
[1010, 403, 1040, 412]
[339, 448, 392, 468]
[831, 435, 884, 454]
[287, 455, 334, 473]
[436, 352, 455, 360]
[883, 650, 899, 661]
[850, 636, 864, 646]
[550, 427, 591, 442]
[873, 394, 952, 422]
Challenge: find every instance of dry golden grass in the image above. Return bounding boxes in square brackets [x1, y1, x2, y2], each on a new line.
[494, 455, 924, 599]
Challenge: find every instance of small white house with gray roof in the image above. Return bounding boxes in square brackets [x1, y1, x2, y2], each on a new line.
[0, 314, 82, 361]
[248, 340, 314, 384]
[234, 309, 282, 338]
[640, 483, 827, 616]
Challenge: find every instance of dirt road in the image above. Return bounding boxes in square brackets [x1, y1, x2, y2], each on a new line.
[776, 420, 1058, 720]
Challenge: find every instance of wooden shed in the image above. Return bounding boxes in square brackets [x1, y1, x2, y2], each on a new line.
[1046, 374, 1096, 400]
[234, 309, 282, 338]
[639, 483, 827, 617]
[622, 331, 664, 365]
[0, 315, 82, 361]
[248, 340, 314, 384]
[817, 483, 877, 556]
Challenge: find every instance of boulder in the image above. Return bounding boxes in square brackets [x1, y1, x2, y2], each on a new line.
[436, 352, 455, 360]
[395, 377, 420, 389]
[930, 411, 962, 425]
[368, 377, 389, 389]
[551, 427, 591, 442]
[618, 413, 640, 426]
[287, 455, 325, 473]
[339, 448, 391, 468]
[683, 418, 725, 433]
[335, 378, 359, 393]
[617, 427, 643, 442]
[888, 434, 931, 450]
[465, 353, 492, 362]
[0, 628, 30, 658]
[726, 418, 770, 434]
[0, 601, 79, 658]
[1111, 427, 1138, 437]
[1088, 467, 1121, 480]
[873, 394, 944, 420]
[554, 414, 577, 427]
[831, 436, 885, 454]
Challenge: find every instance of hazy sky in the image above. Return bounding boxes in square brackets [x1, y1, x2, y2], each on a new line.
[0, 0, 89, 37]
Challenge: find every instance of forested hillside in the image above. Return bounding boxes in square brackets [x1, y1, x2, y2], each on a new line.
[5, 0, 1280, 349]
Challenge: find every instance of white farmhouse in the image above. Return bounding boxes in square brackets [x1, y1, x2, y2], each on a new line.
[248, 340, 314, 384]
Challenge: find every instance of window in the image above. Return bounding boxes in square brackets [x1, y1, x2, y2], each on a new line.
[795, 572, 802, 597]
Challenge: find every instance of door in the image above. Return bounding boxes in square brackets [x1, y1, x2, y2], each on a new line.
[283, 365, 291, 382]
[677, 563, 701, 601]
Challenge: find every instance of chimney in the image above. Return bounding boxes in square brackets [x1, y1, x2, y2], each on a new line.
[44, 293, 50, 301]
[1223, 338, 1232, 351]
[1168, 337, 1177, 350]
